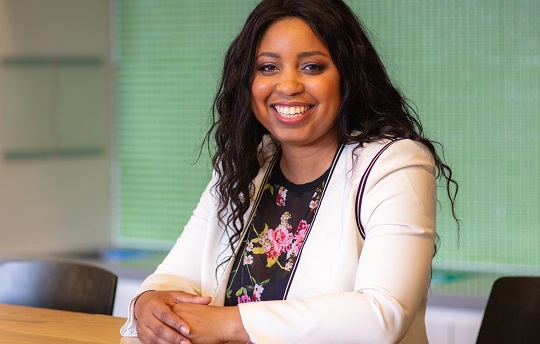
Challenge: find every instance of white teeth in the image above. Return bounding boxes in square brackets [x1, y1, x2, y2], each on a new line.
[274, 105, 310, 118]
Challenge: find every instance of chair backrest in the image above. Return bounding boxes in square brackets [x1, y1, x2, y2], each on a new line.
[0, 259, 118, 315]
[476, 276, 540, 344]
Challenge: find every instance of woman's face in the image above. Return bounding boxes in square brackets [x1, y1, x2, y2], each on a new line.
[251, 17, 341, 150]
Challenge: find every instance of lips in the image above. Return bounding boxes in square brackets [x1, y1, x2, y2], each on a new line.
[273, 105, 312, 119]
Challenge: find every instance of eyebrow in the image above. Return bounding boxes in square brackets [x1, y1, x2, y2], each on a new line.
[256, 50, 330, 59]
[297, 50, 330, 59]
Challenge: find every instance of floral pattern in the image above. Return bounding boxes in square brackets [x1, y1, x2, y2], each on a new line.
[276, 186, 287, 206]
[225, 171, 326, 306]
[255, 212, 309, 269]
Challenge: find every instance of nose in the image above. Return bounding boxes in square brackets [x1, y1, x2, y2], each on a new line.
[275, 69, 304, 96]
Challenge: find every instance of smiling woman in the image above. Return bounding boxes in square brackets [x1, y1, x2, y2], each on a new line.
[251, 17, 341, 183]
[120, 1, 458, 343]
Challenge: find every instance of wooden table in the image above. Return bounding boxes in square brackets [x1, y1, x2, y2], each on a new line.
[0, 303, 142, 343]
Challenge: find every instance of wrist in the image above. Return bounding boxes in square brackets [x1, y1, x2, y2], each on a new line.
[222, 306, 251, 343]
[133, 290, 155, 320]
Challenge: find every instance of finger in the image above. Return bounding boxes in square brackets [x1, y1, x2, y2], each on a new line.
[155, 304, 189, 331]
[171, 291, 212, 305]
[138, 314, 191, 344]
[138, 328, 192, 344]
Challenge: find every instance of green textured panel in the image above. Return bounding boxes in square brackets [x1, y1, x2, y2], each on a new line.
[354, 1, 540, 272]
[115, 0, 256, 246]
[115, 0, 540, 273]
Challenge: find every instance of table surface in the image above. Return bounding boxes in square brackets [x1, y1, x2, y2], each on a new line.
[0, 303, 142, 344]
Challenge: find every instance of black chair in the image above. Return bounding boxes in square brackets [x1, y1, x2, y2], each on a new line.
[476, 276, 540, 344]
[0, 259, 118, 315]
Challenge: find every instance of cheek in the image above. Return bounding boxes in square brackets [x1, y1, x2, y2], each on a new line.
[309, 81, 340, 109]
[251, 79, 269, 103]
[320, 76, 341, 110]
[251, 80, 272, 114]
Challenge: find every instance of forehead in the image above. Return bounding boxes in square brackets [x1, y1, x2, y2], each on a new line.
[257, 17, 328, 53]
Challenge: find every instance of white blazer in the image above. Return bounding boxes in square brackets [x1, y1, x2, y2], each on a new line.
[121, 138, 437, 344]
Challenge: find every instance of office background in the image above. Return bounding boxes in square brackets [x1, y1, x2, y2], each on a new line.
[0, 0, 538, 342]
[0, 0, 539, 329]
[114, 0, 540, 273]
[0, 0, 112, 256]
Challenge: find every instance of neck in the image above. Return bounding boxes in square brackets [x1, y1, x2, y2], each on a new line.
[279, 140, 339, 184]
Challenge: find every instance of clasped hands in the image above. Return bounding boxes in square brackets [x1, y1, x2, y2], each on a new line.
[134, 290, 248, 344]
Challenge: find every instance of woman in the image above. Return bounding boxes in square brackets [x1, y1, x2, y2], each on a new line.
[121, 0, 458, 343]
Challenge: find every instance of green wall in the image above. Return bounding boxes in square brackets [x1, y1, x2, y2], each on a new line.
[115, 1, 540, 273]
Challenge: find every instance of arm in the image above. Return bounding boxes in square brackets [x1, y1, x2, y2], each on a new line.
[120, 175, 219, 338]
[134, 290, 212, 344]
[170, 303, 251, 344]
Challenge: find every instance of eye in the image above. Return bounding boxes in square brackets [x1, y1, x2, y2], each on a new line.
[257, 63, 279, 72]
[302, 63, 325, 73]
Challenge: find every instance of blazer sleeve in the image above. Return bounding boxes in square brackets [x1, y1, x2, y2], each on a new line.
[120, 174, 218, 336]
[237, 140, 437, 344]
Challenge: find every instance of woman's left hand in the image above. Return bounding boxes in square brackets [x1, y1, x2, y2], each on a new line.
[171, 303, 250, 344]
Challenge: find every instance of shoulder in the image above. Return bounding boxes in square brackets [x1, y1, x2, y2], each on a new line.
[334, 139, 435, 185]
[345, 138, 434, 170]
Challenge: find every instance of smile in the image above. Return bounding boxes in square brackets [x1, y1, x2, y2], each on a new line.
[273, 105, 312, 119]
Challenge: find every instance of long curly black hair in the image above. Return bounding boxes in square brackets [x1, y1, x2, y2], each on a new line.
[205, 0, 459, 256]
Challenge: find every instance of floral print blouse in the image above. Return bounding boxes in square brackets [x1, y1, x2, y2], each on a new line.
[225, 164, 329, 306]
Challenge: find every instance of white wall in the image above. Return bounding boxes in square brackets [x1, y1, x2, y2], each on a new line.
[0, 0, 112, 257]
[426, 306, 483, 344]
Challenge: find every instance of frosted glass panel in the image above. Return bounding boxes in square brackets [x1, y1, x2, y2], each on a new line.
[56, 58, 108, 155]
[2, 58, 54, 158]
[2, 57, 107, 159]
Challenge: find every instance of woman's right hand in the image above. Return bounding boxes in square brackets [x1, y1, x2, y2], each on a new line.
[134, 290, 212, 344]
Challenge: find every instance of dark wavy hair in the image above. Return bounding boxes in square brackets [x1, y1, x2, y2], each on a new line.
[205, 0, 459, 256]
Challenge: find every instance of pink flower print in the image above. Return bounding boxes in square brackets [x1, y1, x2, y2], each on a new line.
[309, 199, 320, 212]
[275, 186, 288, 206]
[246, 241, 254, 252]
[296, 220, 309, 236]
[263, 230, 279, 259]
[263, 235, 281, 259]
[264, 225, 292, 259]
[288, 220, 309, 258]
[273, 225, 293, 252]
[243, 255, 253, 265]
[252, 284, 264, 301]
[284, 261, 293, 271]
[238, 294, 252, 303]
[289, 240, 303, 258]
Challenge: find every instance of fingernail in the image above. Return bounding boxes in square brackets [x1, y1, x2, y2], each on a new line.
[179, 326, 190, 335]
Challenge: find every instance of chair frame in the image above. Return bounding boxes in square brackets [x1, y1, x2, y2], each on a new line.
[0, 259, 118, 315]
[476, 276, 540, 344]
